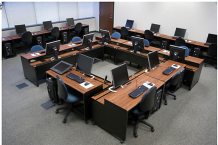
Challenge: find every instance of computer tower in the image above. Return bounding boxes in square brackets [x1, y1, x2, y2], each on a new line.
[84, 27, 89, 34]
[46, 77, 59, 104]
[193, 47, 200, 58]
[5, 43, 13, 56]
[62, 31, 68, 44]
[155, 89, 162, 110]
[177, 69, 185, 89]
[161, 40, 167, 50]
[36, 36, 43, 46]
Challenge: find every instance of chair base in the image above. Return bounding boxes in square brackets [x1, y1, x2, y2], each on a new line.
[164, 91, 176, 105]
[204, 58, 217, 69]
[55, 103, 74, 123]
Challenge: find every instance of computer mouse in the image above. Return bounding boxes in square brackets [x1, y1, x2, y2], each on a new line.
[147, 82, 153, 86]
[84, 82, 90, 86]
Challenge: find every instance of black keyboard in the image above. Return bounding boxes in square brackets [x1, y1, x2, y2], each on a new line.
[162, 67, 176, 75]
[39, 50, 45, 54]
[74, 41, 82, 44]
[172, 36, 178, 39]
[204, 42, 211, 46]
[71, 25, 75, 27]
[129, 85, 148, 99]
[66, 72, 85, 83]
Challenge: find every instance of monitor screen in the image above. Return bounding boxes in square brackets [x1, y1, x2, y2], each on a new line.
[125, 20, 134, 28]
[66, 18, 74, 26]
[77, 54, 94, 75]
[131, 36, 145, 53]
[100, 30, 111, 43]
[111, 63, 129, 89]
[46, 40, 60, 57]
[43, 21, 53, 30]
[82, 33, 94, 48]
[170, 45, 186, 62]
[148, 51, 160, 70]
[174, 28, 186, 38]
[15, 24, 26, 34]
[150, 23, 160, 33]
[50, 61, 73, 75]
[206, 33, 217, 44]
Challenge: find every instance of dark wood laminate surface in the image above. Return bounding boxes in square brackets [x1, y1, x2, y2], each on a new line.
[194, 41, 209, 48]
[2, 37, 12, 41]
[122, 41, 161, 52]
[10, 31, 44, 40]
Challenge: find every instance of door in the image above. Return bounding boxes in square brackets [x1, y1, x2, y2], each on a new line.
[100, 2, 114, 34]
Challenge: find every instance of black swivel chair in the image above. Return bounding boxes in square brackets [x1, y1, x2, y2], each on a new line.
[46, 27, 59, 43]
[130, 86, 157, 138]
[71, 22, 82, 38]
[55, 75, 83, 123]
[121, 27, 131, 40]
[204, 43, 217, 69]
[163, 70, 183, 105]
[18, 31, 32, 54]
[144, 30, 161, 48]
[175, 37, 186, 46]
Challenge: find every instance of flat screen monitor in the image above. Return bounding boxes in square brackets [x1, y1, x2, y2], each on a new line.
[66, 18, 75, 26]
[43, 21, 53, 30]
[45, 40, 60, 60]
[82, 33, 94, 49]
[111, 63, 129, 89]
[76, 54, 94, 75]
[50, 61, 73, 75]
[206, 33, 217, 44]
[131, 36, 145, 53]
[148, 50, 160, 70]
[170, 45, 186, 62]
[125, 20, 134, 28]
[15, 24, 26, 35]
[150, 23, 160, 33]
[174, 28, 186, 38]
[100, 29, 111, 44]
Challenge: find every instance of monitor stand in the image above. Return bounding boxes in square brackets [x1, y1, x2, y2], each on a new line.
[108, 86, 117, 92]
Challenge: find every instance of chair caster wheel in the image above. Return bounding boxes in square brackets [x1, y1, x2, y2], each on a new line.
[151, 128, 155, 132]
[120, 140, 124, 143]
[55, 110, 59, 114]
[204, 64, 206, 67]
[92, 122, 96, 125]
[134, 133, 138, 138]
[63, 119, 66, 123]
[164, 102, 167, 105]
[85, 121, 89, 124]
[174, 97, 176, 100]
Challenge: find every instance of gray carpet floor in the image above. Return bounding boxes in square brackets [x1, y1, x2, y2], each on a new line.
[2, 38, 217, 145]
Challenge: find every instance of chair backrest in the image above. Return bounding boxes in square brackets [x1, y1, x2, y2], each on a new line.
[180, 46, 189, 56]
[144, 30, 154, 40]
[175, 37, 186, 46]
[72, 36, 82, 43]
[170, 72, 181, 86]
[51, 27, 59, 37]
[208, 43, 217, 56]
[74, 22, 82, 32]
[144, 39, 149, 47]
[30, 45, 44, 53]
[21, 31, 32, 43]
[56, 75, 68, 100]
[111, 32, 121, 39]
[139, 86, 157, 112]
[121, 27, 129, 37]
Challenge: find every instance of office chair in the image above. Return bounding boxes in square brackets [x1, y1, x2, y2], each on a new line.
[47, 27, 59, 41]
[179, 46, 189, 56]
[163, 69, 184, 105]
[204, 43, 217, 69]
[71, 22, 82, 38]
[121, 27, 131, 40]
[144, 30, 161, 48]
[144, 39, 149, 47]
[18, 31, 32, 54]
[130, 86, 157, 138]
[72, 36, 82, 43]
[30, 45, 44, 53]
[111, 32, 121, 39]
[55, 75, 83, 123]
[175, 37, 186, 46]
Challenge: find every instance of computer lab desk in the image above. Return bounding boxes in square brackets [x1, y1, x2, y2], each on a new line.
[91, 60, 185, 143]
[46, 67, 112, 124]
[20, 40, 100, 87]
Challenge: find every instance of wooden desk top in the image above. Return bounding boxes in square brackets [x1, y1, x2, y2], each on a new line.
[117, 46, 148, 57]
[95, 75, 164, 111]
[194, 41, 209, 48]
[122, 41, 161, 52]
[145, 60, 186, 82]
[9, 31, 44, 40]
[162, 35, 196, 45]
[46, 68, 103, 94]
[96, 35, 128, 44]
[2, 37, 12, 42]
[106, 43, 120, 48]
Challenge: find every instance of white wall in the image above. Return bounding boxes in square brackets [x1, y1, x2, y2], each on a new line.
[93, 2, 100, 31]
[114, 2, 217, 42]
